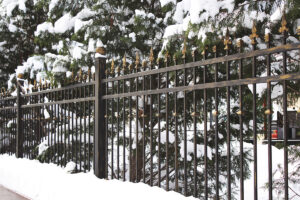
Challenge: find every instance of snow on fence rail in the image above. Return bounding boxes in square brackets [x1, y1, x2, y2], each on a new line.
[1, 14, 300, 199]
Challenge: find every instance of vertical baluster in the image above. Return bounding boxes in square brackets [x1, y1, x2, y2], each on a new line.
[204, 46, 209, 200]
[29, 88, 33, 159]
[84, 84, 87, 171]
[192, 50, 197, 197]
[61, 87, 64, 167]
[122, 56, 126, 181]
[142, 59, 146, 184]
[128, 62, 132, 182]
[14, 98, 16, 156]
[79, 84, 82, 170]
[157, 57, 161, 188]
[54, 88, 57, 163]
[68, 87, 71, 166]
[149, 49, 154, 186]
[183, 45, 187, 196]
[264, 28, 273, 200]
[71, 84, 75, 165]
[47, 84, 50, 163]
[75, 85, 78, 171]
[165, 52, 169, 191]
[173, 55, 179, 192]
[135, 52, 140, 182]
[224, 29, 231, 200]
[103, 67, 108, 176]
[250, 22, 259, 200]
[50, 85, 53, 163]
[279, 13, 289, 200]
[238, 39, 244, 200]
[64, 85, 67, 167]
[111, 63, 115, 179]
[57, 89, 60, 165]
[117, 65, 120, 180]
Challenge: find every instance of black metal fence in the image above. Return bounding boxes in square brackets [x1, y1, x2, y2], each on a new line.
[1, 15, 300, 199]
[0, 75, 95, 172]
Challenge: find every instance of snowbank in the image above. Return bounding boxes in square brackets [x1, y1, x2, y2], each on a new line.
[0, 155, 196, 200]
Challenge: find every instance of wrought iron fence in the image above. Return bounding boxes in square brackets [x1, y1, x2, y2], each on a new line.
[0, 75, 95, 172]
[0, 14, 300, 199]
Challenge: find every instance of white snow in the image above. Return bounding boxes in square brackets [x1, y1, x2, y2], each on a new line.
[54, 13, 74, 34]
[38, 140, 49, 155]
[74, 19, 93, 33]
[0, 154, 197, 200]
[162, 0, 234, 43]
[48, 0, 59, 13]
[64, 161, 76, 173]
[1, 0, 27, 16]
[15, 55, 45, 80]
[244, 144, 300, 199]
[129, 32, 136, 42]
[160, 0, 176, 7]
[35, 22, 54, 36]
[270, 0, 285, 22]
[8, 24, 17, 32]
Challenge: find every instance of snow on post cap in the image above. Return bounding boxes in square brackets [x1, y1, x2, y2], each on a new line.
[95, 47, 106, 58]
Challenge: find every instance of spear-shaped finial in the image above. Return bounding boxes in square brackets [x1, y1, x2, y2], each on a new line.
[1, 87, 5, 96]
[39, 78, 42, 89]
[79, 68, 83, 81]
[279, 11, 288, 34]
[88, 68, 91, 80]
[164, 51, 169, 63]
[213, 45, 217, 53]
[224, 28, 232, 50]
[122, 54, 126, 69]
[173, 54, 177, 63]
[111, 58, 115, 74]
[149, 47, 154, 63]
[71, 71, 74, 82]
[135, 52, 140, 69]
[34, 80, 37, 89]
[250, 22, 259, 45]
[182, 38, 187, 58]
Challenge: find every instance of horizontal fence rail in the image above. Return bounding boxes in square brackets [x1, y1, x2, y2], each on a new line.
[0, 15, 300, 200]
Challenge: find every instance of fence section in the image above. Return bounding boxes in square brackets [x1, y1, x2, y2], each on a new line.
[0, 74, 96, 172]
[102, 19, 300, 199]
[0, 95, 17, 155]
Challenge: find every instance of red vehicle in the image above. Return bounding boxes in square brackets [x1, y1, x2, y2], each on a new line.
[268, 111, 300, 141]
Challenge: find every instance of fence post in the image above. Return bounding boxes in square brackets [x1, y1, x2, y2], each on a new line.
[16, 80, 23, 158]
[94, 47, 107, 178]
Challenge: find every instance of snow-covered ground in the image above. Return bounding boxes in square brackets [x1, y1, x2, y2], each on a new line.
[0, 143, 299, 200]
[0, 154, 196, 200]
